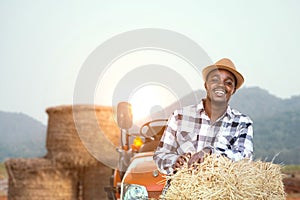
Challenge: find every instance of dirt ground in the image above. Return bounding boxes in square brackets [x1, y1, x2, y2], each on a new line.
[284, 174, 300, 200]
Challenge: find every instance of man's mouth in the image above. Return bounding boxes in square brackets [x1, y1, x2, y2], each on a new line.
[213, 89, 226, 96]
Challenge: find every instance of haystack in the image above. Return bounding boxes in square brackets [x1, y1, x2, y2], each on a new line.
[46, 105, 120, 168]
[81, 163, 113, 200]
[5, 158, 78, 200]
[163, 154, 286, 200]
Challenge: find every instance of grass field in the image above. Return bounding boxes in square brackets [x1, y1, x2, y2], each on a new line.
[0, 163, 7, 179]
[282, 165, 300, 175]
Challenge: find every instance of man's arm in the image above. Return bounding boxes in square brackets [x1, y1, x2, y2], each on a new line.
[153, 113, 180, 175]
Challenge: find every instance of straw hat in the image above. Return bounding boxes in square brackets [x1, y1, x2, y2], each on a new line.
[202, 58, 244, 90]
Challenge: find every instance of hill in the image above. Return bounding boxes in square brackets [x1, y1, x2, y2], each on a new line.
[0, 111, 47, 162]
[254, 110, 300, 164]
[231, 87, 300, 164]
[230, 87, 283, 119]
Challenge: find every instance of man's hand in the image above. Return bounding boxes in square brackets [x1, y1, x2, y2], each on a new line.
[173, 152, 191, 170]
[187, 147, 212, 168]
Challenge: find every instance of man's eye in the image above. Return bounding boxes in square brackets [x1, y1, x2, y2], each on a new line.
[210, 78, 219, 83]
[225, 81, 233, 86]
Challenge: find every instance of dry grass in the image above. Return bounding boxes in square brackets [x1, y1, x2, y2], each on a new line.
[163, 154, 286, 200]
[4, 158, 78, 200]
[46, 105, 119, 168]
[2, 105, 119, 200]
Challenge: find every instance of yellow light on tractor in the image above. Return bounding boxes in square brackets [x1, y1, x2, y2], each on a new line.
[131, 136, 143, 152]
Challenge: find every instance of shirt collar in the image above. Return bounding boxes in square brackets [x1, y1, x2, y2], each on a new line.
[196, 100, 205, 112]
[225, 105, 234, 119]
[197, 99, 234, 120]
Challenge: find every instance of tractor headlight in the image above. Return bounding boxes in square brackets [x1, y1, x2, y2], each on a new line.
[123, 184, 148, 200]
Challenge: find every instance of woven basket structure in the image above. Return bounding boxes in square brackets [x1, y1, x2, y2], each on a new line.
[45, 105, 120, 168]
[5, 104, 123, 200]
[81, 163, 113, 200]
[5, 158, 78, 200]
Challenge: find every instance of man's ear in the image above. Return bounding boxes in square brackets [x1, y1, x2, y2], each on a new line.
[204, 82, 207, 90]
[232, 88, 236, 95]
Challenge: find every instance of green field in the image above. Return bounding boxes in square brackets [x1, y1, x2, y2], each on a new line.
[0, 163, 7, 179]
[282, 165, 300, 175]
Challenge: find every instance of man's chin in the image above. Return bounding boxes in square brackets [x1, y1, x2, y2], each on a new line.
[211, 96, 228, 105]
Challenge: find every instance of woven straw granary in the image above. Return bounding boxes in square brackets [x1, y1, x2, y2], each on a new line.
[45, 105, 120, 168]
[5, 158, 78, 200]
[5, 104, 121, 200]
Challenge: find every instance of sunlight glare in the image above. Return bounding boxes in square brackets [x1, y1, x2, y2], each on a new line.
[129, 84, 177, 123]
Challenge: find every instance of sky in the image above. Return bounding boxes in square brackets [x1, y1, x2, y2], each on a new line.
[1, 0, 300, 124]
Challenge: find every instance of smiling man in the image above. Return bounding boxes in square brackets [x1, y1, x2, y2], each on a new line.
[153, 58, 254, 176]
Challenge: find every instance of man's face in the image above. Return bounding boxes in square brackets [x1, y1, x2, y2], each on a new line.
[204, 69, 236, 105]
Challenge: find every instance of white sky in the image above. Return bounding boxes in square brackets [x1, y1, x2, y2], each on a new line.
[1, 0, 300, 124]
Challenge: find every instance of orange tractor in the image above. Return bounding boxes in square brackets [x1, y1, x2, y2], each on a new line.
[105, 102, 167, 200]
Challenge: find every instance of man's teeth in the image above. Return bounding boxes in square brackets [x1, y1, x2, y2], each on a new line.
[215, 90, 225, 95]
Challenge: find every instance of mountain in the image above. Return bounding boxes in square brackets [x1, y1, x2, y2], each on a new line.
[230, 87, 283, 119]
[254, 110, 300, 164]
[0, 111, 47, 162]
[231, 87, 300, 164]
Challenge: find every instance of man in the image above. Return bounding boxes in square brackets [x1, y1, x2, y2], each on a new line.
[153, 58, 253, 175]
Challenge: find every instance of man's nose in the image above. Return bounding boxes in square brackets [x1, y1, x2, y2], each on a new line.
[216, 80, 225, 87]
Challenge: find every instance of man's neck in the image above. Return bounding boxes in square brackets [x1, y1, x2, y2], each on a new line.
[203, 99, 228, 123]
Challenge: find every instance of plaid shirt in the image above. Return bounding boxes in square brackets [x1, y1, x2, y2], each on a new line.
[153, 100, 254, 175]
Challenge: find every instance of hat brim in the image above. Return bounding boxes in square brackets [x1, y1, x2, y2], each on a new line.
[202, 64, 244, 90]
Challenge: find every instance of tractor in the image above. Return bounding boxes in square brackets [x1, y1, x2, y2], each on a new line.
[105, 102, 167, 200]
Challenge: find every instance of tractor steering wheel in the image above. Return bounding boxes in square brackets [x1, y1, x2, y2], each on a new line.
[139, 119, 168, 140]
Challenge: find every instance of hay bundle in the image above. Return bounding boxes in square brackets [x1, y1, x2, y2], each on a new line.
[46, 105, 119, 168]
[94, 106, 120, 146]
[5, 158, 78, 200]
[163, 154, 286, 200]
[81, 163, 113, 200]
